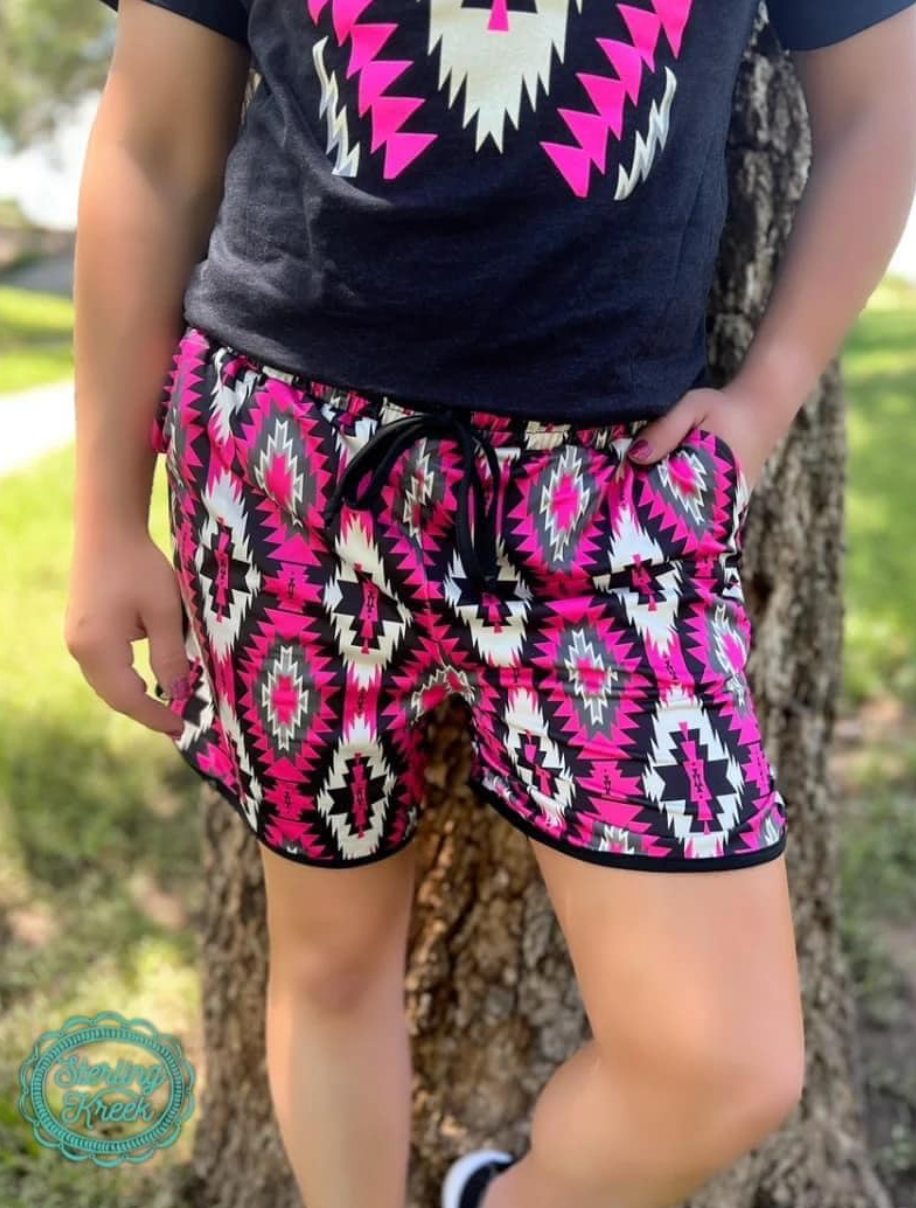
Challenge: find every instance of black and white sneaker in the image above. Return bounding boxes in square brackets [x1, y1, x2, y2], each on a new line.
[440, 1148, 520, 1208]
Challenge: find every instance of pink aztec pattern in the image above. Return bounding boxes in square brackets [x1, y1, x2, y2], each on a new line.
[308, 0, 437, 177]
[306, 0, 696, 194]
[542, 0, 695, 196]
[151, 325, 788, 870]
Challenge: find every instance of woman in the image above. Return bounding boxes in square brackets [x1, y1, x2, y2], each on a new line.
[66, 0, 916, 1205]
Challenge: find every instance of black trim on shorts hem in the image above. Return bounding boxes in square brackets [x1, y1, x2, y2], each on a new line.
[470, 777, 788, 872]
[171, 740, 419, 870]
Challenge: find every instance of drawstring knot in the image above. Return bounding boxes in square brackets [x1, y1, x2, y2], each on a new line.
[325, 408, 502, 589]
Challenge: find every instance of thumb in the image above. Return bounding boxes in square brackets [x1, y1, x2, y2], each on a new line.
[627, 413, 697, 466]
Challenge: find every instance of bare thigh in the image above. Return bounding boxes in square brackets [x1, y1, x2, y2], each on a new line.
[530, 842, 805, 1141]
[258, 842, 418, 1003]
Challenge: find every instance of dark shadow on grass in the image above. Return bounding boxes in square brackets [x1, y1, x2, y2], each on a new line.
[0, 711, 209, 1206]
[2, 710, 205, 1003]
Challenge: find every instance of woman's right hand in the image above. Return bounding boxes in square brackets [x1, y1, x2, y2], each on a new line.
[65, 529, 192, 738]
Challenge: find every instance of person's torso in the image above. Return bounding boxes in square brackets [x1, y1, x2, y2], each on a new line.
[187, 0, 763, 419]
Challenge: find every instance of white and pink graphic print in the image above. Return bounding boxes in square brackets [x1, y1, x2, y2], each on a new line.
[307, 0, 695, 197]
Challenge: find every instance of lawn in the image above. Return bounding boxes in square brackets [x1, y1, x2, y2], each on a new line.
[841, 274, 916, 705]
[0, 274, 913, 1206]
[0, 285, 74, 394]
[835, 285, 916, 1207]
[0, 457, 201, 1207]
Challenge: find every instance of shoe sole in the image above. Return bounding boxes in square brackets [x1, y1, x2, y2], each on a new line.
[441, 1149, 515, 1208]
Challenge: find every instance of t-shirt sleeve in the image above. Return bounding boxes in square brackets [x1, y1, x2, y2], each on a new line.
[96, 0, 249, 48]
[766, 0, 916, 50]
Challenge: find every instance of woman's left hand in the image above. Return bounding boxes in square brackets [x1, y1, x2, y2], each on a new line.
[625, 384, 778, 493]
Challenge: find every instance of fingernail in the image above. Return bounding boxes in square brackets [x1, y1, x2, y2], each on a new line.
[169, 675, 192, 701]
[629, 438, 652, 460]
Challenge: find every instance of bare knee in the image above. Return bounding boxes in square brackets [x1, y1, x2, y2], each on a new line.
[276, 941, 404, 1014]
[260, 843, 414, 1015]
[729, 1045, 806, 1149]
[265, 893, 408, 1014]
[528, 1033, 805, 1201]
[265, 892, 410, 1015]
[626, 1031, 806, 1164]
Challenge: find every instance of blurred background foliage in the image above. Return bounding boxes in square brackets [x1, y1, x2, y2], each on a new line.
[0, 0, 113, 148]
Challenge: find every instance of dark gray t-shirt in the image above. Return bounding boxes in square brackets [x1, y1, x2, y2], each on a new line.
[98, 0, 915, 421]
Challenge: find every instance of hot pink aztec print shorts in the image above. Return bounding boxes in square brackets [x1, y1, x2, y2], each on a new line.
[151, 323, 788, 872]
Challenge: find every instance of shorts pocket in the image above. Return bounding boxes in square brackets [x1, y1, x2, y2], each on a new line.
[151, 323, 204, 462]
[224, 372, 344, 537]
[677, 423, 754, 552]
[150, 352, 180, 456]
[691, 424, 752, 503]
[150, 399, 169, 455]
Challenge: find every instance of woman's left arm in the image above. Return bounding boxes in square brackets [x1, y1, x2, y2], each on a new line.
[629, 5, 916, 485]
[723, 4, 916, 478]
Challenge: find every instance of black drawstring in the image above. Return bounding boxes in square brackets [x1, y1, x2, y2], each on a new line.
[325, 409, 503, 588]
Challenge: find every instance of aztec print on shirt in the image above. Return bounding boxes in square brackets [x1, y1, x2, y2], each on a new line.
[308, 0, 695, 195]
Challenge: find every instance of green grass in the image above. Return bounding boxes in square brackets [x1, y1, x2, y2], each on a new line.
[0, 454, 202, 1206]
[840, 738, 916, 925]
[0, 286, 74, 394]
[841, 273, 916, 706]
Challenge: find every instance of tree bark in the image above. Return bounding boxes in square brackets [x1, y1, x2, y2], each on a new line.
[694, 17, 888, 1208]
[185, 14, 893, 1208]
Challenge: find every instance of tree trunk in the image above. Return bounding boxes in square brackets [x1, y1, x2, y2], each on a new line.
[185, 15, 893, 1208]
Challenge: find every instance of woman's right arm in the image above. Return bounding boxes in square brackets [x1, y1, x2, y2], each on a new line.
[66, 0, 250, 734]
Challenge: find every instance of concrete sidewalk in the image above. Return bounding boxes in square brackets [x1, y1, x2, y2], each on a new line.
[0, 378, 75, 477]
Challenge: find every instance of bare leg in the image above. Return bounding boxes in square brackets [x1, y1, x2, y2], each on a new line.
[259, 840, 417, 1208]
[485, 846, 805, 1208]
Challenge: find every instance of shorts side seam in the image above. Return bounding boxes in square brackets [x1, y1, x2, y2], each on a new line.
[172, 739, 420, 870]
